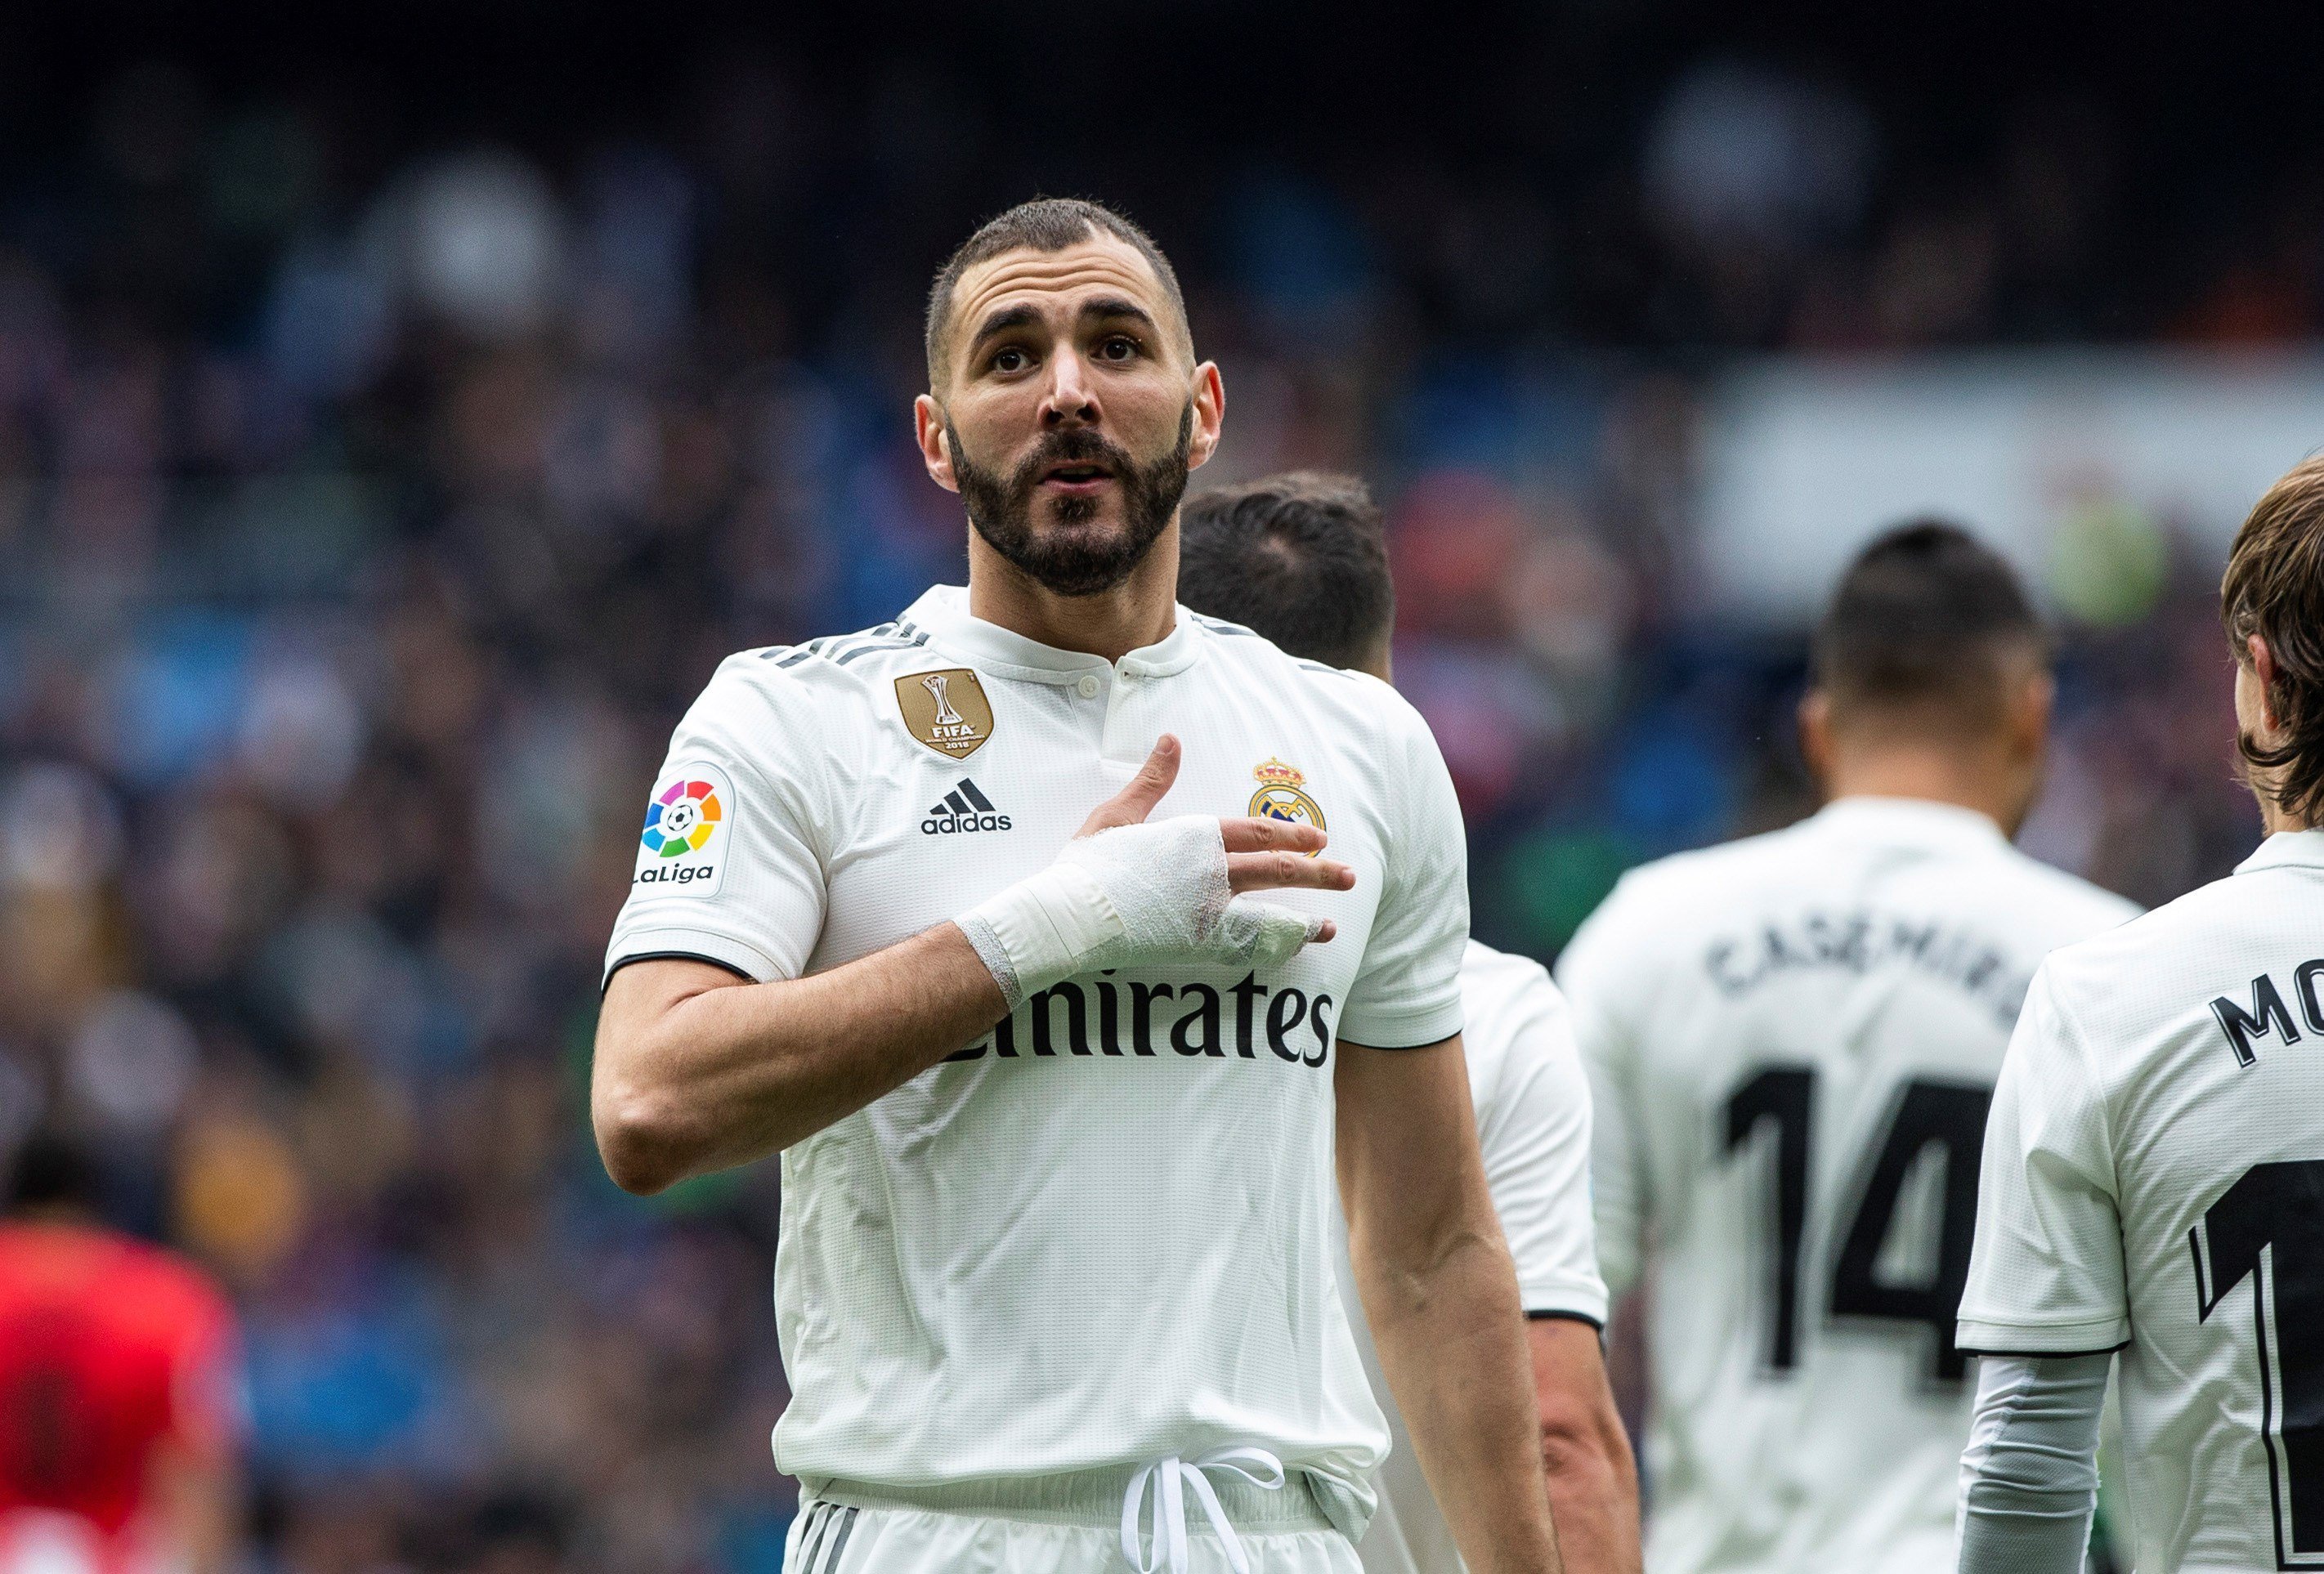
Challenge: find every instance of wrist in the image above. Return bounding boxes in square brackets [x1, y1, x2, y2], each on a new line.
[956, 858, 1122, 1011]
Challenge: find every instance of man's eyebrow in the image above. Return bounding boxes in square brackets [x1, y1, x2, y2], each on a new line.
[967, 302, 1041, 354]
[1080, 297, 1158, 332]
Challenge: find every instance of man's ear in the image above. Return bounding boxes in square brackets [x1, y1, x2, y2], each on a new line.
[1798, 689, 1833, 789]
[1187, 362, 1225, 472]
[916, 394, 960, 494]
[2251, 634, 2284, 736]
[2011, 669, 2055, 763]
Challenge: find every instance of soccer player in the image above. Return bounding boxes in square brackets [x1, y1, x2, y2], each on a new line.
[1954, 459, 2324, 1571]
[1177, 471, 1642, 1574]
[1556, 523, 2138, 1574]
[592, 199, 1562, 1573]
[0, 1133, 243, 1574]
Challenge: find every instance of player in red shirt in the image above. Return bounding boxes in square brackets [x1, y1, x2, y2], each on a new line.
[0, 1133, 242, 1574]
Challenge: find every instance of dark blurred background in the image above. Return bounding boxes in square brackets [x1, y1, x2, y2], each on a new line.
[0, 5, 2304, 1569]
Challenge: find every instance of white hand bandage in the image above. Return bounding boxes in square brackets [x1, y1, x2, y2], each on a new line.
[955, 815, 1328, 1010]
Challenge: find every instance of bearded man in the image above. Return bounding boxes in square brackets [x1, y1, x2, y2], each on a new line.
[591, 199, 1564, 1574]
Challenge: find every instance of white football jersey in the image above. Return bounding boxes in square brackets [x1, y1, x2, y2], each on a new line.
[1556, 798, 2136, 1574]
[1336, 941, 1610, 1574]
[1959, 829, 2324, 1573]
[603, 586, 1470, 1522]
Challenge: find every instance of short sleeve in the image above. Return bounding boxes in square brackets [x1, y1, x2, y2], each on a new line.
[1553, 888, 1651, 1301]
[1474, 972, 1610, 1325]
[604, 655, 831, 988]
[1337, 701, 1469, 1049]
[1956, 962, 2132, 1355]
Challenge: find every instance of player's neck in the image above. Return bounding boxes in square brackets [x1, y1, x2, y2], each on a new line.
[1820, 745, 2027, 835]
[2255, 787, 2316, 837]
[965, 525, 1182, 664]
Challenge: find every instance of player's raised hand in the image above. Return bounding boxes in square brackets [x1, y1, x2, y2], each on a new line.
[1076, 733, 1183, 837]
[1076, 736, 1351, 918]
[956, 736, 1352, 1009]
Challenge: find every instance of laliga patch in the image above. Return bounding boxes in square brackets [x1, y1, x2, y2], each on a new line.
[895, 668, 995, 760]
[634, 762, 733, 896]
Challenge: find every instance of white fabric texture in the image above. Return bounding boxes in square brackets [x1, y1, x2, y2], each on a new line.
[1555, 796, 2138, 1574]
[602, 585, 1469, 1502]
[1954, 1353, 2107, 1574]
[783, 1495, 1362, 1574]
[1122, 1448, 1290, 1574]
[1337, 941, 1608, 1574]
[958, 815, 1327, 1011]
[1959, 829, 2324, 1572]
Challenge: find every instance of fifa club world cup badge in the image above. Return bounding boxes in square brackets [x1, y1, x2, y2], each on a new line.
[895, 669, 996, 760]
[1249, 758, 1325, 853]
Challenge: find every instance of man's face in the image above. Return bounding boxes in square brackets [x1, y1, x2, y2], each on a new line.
[916, 235, 1223, 597]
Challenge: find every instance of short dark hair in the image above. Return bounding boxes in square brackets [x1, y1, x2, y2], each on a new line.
[1811, 520, 2047, 731]
[924, 197, 1191, 387]
[1177, 472, 1394, 671]
[6, 1130, 101, 1215]
[2223, 456, 2324, 822]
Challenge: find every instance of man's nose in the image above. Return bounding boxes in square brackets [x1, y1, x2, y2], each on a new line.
[1040, 349, 1102, 428]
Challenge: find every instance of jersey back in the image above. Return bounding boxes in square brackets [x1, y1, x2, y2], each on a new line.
[1959, 829, 2324, 1573]
[1557, 798, 2136, 1574]
[0, 1224, 238, 1574]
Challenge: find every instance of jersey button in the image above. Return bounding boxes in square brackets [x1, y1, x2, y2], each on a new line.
[1076, 674, 1101, 699]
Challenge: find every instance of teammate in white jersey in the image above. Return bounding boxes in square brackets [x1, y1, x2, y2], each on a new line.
[591, 199, 1562, 1574]
[1178, 472, 1641, 1574]
[1556, 524, 2137, 1574]
[1955, 458, 2324, 1572]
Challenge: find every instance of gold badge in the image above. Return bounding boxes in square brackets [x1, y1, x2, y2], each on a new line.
[896, 669, 996, 759]
[1249, 758, 1324, 851]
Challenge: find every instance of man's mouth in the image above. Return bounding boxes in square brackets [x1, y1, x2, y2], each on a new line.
[1038, 461, 1116, 490]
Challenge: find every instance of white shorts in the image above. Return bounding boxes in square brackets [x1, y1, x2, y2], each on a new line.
[782, 1466, 1364, 1574]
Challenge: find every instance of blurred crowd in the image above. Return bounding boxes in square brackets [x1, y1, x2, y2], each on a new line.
[0, 30, 2277, 1574]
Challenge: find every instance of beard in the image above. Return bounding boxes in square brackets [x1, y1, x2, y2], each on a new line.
[948, 404, 1193, 597]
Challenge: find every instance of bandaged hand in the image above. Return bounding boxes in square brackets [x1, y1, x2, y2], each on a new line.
[954, 736, 1355, 1011]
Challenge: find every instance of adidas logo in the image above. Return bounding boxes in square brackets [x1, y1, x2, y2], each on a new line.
[921, 778, 1013, 835]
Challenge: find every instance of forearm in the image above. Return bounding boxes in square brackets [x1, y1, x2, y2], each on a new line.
[1530, 1321, 1641, 1574]
[1542, 1434, 1638, 1574]
[1956, 1353, 2109, 1574]
[593, 923, 1005, 1191]
[1361, 1231, 1564, 1574]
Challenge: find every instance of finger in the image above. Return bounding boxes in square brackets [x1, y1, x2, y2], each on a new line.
[1219, 816, 1328, 855]
[1312, 919, 1337, 943]
[1076, 735, 1180, 836]
[1227, 852, 1357, 895]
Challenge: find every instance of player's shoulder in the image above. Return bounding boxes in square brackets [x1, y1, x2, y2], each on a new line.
[107, 1233, 232, 1317]
[708, 616, 942, 701]
[1461, 938, 1561, 1013]
[1575, 822, 1807, 941]
[681, 619, 967, 762]
[1186, 611, 1425, 739]
[1978, 840, 2143, 938]
[0, 1227, 231, 1337]
[2034, 865, 2261, 1026]
[1459, 939, 1570, 1050]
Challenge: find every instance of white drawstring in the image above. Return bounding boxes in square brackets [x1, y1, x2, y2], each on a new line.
[1119, 1447, 1287, 1573]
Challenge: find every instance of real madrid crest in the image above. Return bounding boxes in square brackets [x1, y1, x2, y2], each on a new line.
[1249, 758, 1324, 852]
[896, 669, 996, 760]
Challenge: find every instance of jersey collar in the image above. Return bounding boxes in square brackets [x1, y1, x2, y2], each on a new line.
[1808, 794, 2012, 852]
[2235, 828, 2324, 875]
[899, 584, 1204, 683]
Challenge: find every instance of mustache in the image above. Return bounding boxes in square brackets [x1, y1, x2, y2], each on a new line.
[1007, 427, 1135, 490]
